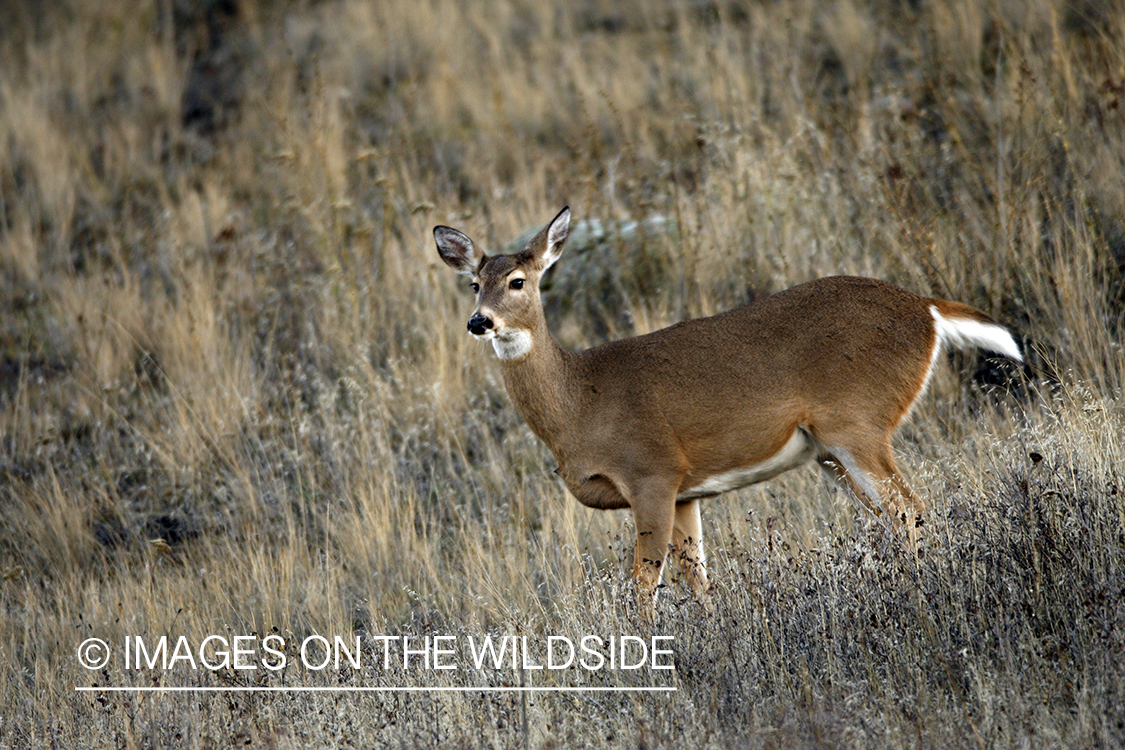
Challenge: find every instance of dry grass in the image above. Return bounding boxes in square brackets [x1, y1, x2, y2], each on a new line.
[1, 0, 1123, 747]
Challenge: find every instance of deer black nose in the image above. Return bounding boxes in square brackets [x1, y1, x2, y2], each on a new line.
[467, 315, 493, 336]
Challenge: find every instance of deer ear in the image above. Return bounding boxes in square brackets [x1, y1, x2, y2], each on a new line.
[434, 226, 485, 276]
[538, 206, 570, 272]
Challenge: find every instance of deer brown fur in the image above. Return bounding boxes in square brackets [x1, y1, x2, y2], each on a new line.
[435, 207, 1023, 618]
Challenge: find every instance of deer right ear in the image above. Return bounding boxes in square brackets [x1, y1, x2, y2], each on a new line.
[434, 226, 485, 276]
[538, 206, 570, 272]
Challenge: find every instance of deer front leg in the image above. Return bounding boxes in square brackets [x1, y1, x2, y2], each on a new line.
[630, 485, 677, 622]
[671, 499, 712, 611]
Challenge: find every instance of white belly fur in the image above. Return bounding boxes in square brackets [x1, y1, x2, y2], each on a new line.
[677, 428, 814, 500]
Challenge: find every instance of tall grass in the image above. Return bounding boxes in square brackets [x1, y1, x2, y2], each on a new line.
[1, 0, 1123, 747]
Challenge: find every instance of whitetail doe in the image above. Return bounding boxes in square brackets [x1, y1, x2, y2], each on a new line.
[434, 207, 1023, 618]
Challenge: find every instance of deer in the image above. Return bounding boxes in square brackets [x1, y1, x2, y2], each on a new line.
[434, 206, 1023, 619]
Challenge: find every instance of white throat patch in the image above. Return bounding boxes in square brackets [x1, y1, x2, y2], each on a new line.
[492, 329, 533, 360]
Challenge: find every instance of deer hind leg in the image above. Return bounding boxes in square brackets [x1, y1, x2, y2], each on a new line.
[816, 442, 924, 545]
[671, 499, 712, 610]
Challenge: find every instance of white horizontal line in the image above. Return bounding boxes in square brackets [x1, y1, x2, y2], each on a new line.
[77, 686, 676, 693]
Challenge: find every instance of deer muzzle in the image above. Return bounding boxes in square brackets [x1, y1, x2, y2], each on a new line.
[467, 314, 493, 336]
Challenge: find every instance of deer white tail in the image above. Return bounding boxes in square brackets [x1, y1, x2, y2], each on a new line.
[930, 305, 1023, 362]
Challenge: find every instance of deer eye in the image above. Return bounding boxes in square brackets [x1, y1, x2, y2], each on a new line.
[470, 282, 480, 293]
[509, 278, 524, 290]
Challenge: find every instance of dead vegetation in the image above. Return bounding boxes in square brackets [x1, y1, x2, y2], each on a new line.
[1, 0, 1123, 747]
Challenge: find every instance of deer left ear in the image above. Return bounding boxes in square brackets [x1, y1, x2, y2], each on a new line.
[434, 225, 486, 276]
[539, 206, 570, 272]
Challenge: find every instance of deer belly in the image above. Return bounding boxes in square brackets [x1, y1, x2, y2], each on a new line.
[559, 470, 632, 510]
[676, 428, 814, 500]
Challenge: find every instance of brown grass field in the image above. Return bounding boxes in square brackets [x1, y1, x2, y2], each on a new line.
[2, 0, 1124, 747]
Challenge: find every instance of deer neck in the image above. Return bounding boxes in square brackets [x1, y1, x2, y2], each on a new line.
[496, 316, 577, 452]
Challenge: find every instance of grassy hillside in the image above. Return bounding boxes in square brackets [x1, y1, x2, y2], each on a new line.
[1, 0, 1123, 747]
